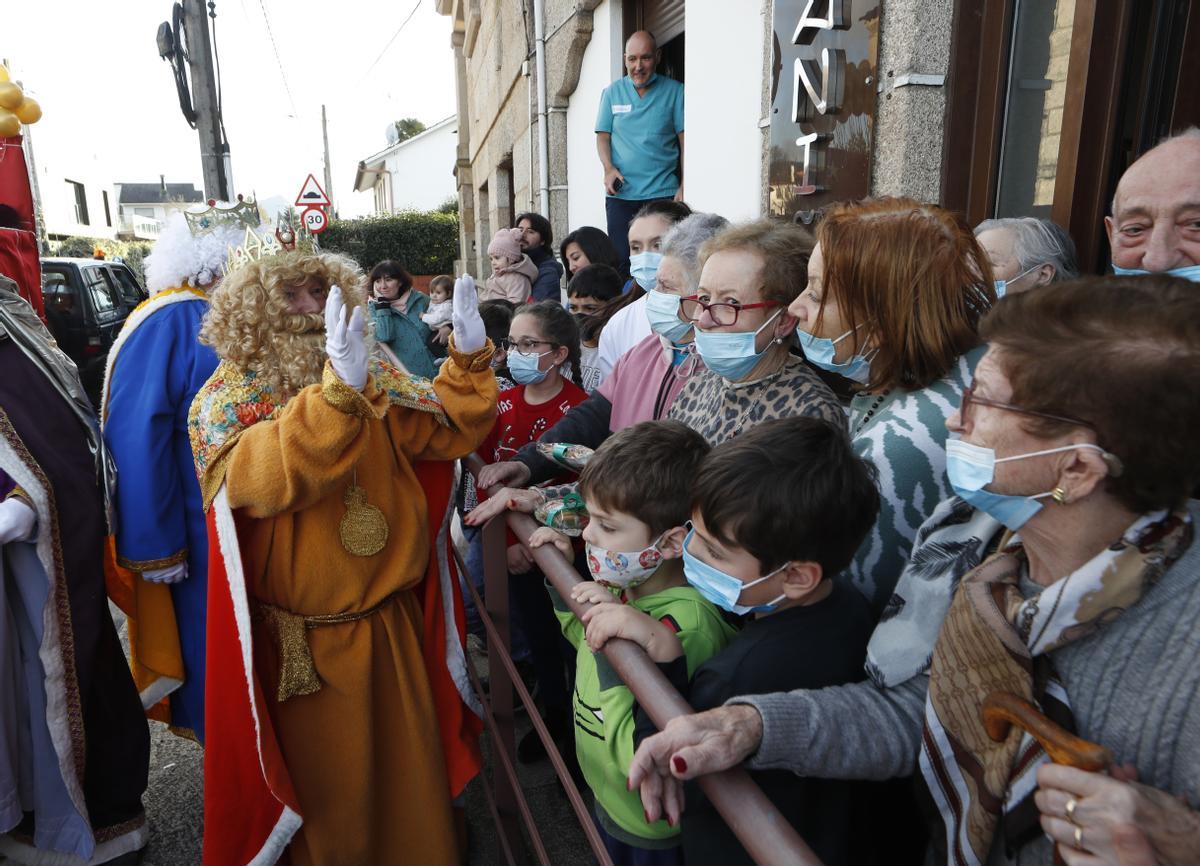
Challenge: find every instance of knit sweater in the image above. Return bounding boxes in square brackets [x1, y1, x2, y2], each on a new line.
[731, 500, 1200, 865]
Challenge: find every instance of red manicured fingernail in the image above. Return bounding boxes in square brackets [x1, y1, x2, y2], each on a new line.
[644, 810, 651, 824]
[508, 499, 516, 508]
[626, 777, 632, 791]
[672, 756, 687, 774]
[667, 816, 676, 828]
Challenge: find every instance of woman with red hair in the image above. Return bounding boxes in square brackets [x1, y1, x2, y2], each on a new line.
[788, 197, 996, 615]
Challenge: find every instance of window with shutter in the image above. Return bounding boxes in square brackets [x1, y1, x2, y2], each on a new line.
[642, 0, 684, 45]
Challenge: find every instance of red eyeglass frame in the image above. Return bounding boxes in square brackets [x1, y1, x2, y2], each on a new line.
[679, 296, 782, 326]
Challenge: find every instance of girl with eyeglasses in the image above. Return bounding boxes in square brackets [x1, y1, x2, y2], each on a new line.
[472, 300, 587, 763]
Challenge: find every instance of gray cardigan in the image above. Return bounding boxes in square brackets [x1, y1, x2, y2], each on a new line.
[731, 501, 1200, 865]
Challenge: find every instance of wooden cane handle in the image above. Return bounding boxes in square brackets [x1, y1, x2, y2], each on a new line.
[982, 692, 1112, 772]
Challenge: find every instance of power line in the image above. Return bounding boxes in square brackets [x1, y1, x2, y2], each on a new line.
[256, 0, 299, 117]
[362, 0, 423, 80]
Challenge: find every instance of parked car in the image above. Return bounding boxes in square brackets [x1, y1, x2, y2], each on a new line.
[40, 257, 149, 411]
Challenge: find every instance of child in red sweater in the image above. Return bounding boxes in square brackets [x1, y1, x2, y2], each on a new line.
[474, 301, 587, 761]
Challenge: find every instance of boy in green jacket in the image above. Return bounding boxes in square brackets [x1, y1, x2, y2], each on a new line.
[529, 421, 734, 864]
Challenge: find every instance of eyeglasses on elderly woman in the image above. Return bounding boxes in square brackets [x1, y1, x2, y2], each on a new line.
[958, 382, 1124, 476]
[680, 295, 781, 326]
[958, 381, 1091, 429]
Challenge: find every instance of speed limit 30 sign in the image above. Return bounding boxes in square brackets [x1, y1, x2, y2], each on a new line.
[302, 206, 328, 234]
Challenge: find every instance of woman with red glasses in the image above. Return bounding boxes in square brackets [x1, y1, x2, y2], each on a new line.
[787, 197, 996, 616]
[666, 219, 844, 445]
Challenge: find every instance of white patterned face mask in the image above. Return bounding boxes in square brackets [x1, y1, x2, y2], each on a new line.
[585, 533, 666, 589]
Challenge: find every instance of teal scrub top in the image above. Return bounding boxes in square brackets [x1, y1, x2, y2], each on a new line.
[596, 74, 685, 201]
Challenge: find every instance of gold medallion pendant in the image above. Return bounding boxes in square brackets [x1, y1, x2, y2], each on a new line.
[339, 484, 389, 556]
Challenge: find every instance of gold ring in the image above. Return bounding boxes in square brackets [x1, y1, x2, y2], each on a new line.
[1074, 825, 1084, 850]
[1065, 798, 1078, 822]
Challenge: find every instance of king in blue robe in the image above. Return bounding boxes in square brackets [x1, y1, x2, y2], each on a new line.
[102, 288, 219, 743]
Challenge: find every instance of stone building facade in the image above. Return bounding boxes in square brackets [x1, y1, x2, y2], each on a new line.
[437, 0, 1198, 279]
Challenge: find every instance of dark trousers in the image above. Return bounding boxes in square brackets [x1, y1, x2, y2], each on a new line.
[593, 807, 683, 866]
[606, 196, 671, 267]
[510, 564, 569, 719]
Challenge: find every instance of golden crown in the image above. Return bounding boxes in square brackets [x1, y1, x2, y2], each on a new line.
[223, 215, 319, 278]
[185, 195, 264, 236]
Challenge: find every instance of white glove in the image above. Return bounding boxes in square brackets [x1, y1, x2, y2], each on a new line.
[143, 562, 188, 584]
[324, 285, 369, 391]
[0, 498, 37, 545]
[452, 275, 486, 354]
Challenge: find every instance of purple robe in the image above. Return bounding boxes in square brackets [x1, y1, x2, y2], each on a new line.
[0, 328, 149, 861]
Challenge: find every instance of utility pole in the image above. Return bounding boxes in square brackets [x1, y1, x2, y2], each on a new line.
[321, 104, 334, 216]
[184, 0, 231, 200]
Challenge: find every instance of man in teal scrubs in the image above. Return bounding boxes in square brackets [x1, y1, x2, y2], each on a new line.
[596, 30, 685, 265]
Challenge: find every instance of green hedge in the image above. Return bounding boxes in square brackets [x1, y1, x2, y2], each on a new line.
[50, 237, 153, 284]
[320, 210, 459, 275]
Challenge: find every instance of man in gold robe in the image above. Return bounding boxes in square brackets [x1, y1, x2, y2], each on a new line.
[188, 251, 495, 865]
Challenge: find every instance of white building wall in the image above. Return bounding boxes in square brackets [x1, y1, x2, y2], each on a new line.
[383, 121, 458, 212]
[683, 3, 767, 221]
[566, 0, 621, 234]
[39, 163, 117, 240]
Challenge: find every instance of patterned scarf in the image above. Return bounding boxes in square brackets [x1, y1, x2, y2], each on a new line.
[919, 508, 1193, 866]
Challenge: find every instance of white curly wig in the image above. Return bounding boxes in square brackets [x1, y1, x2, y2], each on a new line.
[143, 205, 255, 293]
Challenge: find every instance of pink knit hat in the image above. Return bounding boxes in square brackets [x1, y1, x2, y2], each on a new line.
[488, 227, 523, 261]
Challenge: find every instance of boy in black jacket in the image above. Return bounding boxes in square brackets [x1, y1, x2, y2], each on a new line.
[599, 417, 882, 866]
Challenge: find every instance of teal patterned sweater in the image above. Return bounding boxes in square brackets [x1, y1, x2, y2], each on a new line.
[844, 345, 985, 614]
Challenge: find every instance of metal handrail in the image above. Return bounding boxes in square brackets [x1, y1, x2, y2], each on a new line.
[453, 536, 614, 865]
[465, 454, 823, 866]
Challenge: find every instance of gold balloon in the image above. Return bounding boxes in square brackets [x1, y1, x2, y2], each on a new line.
[15, 98, 41, 124]
[0, 111, 20, 137]
[0, 66, 9, 83]
[0, 82, 23, 110]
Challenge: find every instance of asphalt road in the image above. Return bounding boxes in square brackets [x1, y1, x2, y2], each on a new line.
[107, 606, 591, 866]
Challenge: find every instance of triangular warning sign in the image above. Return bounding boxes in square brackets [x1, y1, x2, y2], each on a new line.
[295, 174, 331, 207]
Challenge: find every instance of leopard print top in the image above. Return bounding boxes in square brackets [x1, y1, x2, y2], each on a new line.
[667, 356, 847, 446]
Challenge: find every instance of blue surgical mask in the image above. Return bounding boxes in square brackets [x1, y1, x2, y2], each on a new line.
[1112, 263, 1200, 282]
[693, 309, 783, 381]
[796, 326, 872, 384]
[994, 264, 1041, 298]
[945, 439, 1111, 530]
[681, 528, 785, 615]
[507, 348, 553, 385]
[629, 251, 663, 291]
[645, 289, 693, 343]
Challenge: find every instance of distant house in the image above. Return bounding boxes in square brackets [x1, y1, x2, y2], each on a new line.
[37, 163, 119, 242]
[115, 177, 204, 241]
[353, 116, 457, 215]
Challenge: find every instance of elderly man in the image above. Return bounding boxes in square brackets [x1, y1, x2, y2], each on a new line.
[597, 30, 685, 264]
[190, 251, 496, 865]
[1107, 126, 1200, 279]
[974, 217, 1079, 296]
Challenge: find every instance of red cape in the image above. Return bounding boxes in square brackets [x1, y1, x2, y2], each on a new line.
[202, 460, 481, 865]
[0, 135, 44, 319]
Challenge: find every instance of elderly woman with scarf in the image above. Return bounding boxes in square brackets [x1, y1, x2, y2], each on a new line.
[628, 275, 1200, 866]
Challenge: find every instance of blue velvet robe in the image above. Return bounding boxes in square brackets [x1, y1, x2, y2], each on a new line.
[103, 297, 218, 741]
